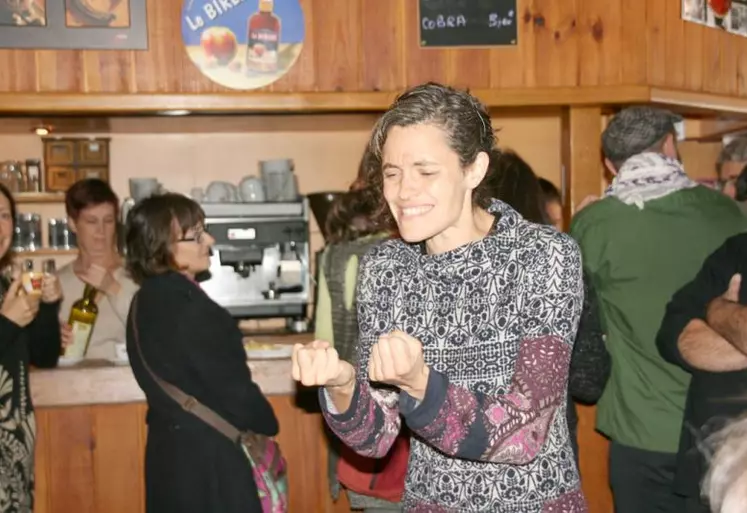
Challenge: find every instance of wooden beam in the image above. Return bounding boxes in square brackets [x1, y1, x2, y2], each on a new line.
[651, 87, 747, 117]
[683, 118, 747, 142]
[561, 106, 605, 219]
[0, 86, 651, 115]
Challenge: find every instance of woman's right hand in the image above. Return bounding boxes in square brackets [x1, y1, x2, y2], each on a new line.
[0, 278, 40, 328]
[292, 340, 355, 389]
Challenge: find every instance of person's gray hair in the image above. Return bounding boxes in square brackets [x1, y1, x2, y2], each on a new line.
[702, 413, 747, 512]
[717, 137, 747, 176]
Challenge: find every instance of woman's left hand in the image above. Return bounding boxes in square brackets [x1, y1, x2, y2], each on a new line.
[368, 330, 430, 400]
[41, 273, 62, 303]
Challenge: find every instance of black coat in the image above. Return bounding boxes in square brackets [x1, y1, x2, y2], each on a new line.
[126, 272, 279, 513]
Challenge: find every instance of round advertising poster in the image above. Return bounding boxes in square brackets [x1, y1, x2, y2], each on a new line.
[182, 0, 305, 90]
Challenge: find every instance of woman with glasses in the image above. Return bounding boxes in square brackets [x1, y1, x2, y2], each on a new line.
[58, 179, 139, 360]
[124, 193, 279, 513]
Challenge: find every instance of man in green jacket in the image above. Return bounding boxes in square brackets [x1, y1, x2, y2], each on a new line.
[570, 107, 747, 513]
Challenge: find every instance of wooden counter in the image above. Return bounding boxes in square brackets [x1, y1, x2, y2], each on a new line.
[30, 332, 350, 513]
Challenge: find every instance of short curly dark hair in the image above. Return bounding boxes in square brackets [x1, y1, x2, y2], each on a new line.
[361, 82, 498, 230]
[124, 193, 204, 285]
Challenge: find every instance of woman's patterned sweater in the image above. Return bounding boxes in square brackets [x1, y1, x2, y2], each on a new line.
[320, 200, 588, 512]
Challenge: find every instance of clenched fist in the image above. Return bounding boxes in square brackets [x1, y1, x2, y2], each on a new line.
[369, 331, 429, 398]
[292, 340, 355, 389]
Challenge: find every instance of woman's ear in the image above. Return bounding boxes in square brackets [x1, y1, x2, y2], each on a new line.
[465, 151, 490, 190]
[68, 217, 78, 234]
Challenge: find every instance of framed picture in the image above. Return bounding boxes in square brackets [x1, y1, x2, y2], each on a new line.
[0, 0, 148, 50]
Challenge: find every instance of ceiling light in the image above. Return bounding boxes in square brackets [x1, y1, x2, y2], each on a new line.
[33, 126, 50, 136]
[158, 109, 191, 116]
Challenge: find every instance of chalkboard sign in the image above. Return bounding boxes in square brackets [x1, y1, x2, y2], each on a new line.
[419, 0, 517, 48]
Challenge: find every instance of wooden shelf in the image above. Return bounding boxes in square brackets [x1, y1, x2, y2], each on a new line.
[0, 86, 652, 115]
[14, 192, 65, 204]
[14, 248, 77, 257]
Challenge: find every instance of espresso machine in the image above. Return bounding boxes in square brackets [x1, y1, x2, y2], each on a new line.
[199, 199, 311, 332]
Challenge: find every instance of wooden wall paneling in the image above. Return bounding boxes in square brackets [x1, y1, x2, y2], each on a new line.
[739, 35, 747, 96]
[0, 51, 36, 92]
[664, 0, 686, 90]
[35, 51, 85, 93]
[359, 0, 406, 92]
[83, 51, 137, 94]
[447, 49, 491, 90]
[44, 406, 96, 513]
[576, 0, 622, 86]
[714, 30, 744, 96]
[311, 0, 362, 91]
[683, 9, 705, 92]
[597, 0, 622, 86]
[702, 24, 726, 94]
[531, 0, 578, 88]
[646, 0, 667, 87]
[619, 0, 647, 85]
[92, 404, 145, 513]
[270, 0, 316, 92]
[133, 0, 183, 93]
[487, 0, 530, 89]
[403, 0, 449, 86]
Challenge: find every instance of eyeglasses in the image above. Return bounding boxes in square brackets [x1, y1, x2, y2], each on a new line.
[179, 228, 206, 244]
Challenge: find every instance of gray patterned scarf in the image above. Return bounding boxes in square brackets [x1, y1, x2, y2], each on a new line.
[605, 152, 698, 210]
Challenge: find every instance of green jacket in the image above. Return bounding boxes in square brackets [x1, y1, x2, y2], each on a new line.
[570, 186, 747, 453]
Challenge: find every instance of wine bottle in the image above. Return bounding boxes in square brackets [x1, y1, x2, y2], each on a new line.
[63, 284, 98, 358]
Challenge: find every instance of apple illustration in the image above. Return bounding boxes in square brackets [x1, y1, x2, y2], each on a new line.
[709, 0, 732, 17]
[200, 27, 238, 66]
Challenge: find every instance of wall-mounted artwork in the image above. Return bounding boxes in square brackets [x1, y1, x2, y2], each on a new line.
[0, 0, 148, 49]
[682, 0, 747, 37]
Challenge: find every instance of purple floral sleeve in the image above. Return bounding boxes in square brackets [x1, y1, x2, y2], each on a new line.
[400, 232, 583, 464]
[318, 247, 404, 458]
[400, 335, 572, 464]
[319, 379, 402, 458]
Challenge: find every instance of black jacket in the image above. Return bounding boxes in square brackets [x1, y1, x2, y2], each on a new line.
[127, 271, 279, 513]
[657, 234, 747, 499]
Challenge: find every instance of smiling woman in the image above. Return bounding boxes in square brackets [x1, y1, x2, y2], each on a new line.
[0, 183, 61, 513]
[293, 82, 587, 512]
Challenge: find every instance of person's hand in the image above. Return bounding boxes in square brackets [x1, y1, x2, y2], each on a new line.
[722, 274, 741, 303]
[707, 274, 742, 324]
[41, 273, 62, 303]
[77, 264, 120, 296]
[60, 322, 73, 348]
[0, 278, 40, 328]
[368, 331, 429, 398]
[576, 195, 600, 213]
[291, 340, 355, 389]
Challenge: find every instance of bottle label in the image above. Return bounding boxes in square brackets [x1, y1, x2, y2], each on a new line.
[246, 28, 279, 71]
[65, 321, 93, 358]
